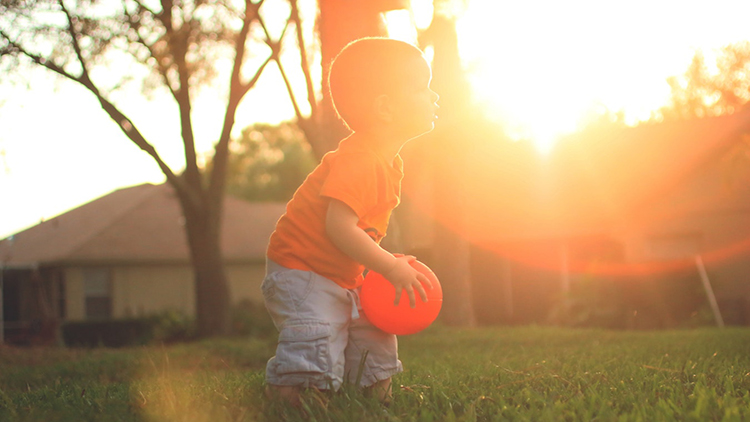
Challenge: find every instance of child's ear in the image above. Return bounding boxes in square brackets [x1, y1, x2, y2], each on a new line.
[373, 94, 394, 123]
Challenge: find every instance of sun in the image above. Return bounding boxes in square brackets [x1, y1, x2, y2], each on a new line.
[386, 0, 750, 154]
[386, 1, 599, 153]
[453, 1, 643, 153]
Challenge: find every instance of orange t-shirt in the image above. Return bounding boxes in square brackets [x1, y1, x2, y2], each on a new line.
[267, 137, 404, 289]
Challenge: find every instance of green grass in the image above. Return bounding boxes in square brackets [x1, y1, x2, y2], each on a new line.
[1, 326, 749, 421]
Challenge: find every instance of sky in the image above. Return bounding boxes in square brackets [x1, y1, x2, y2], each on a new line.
[2, 0, 750, 239]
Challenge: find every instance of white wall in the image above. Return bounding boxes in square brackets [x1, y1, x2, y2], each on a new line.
[63, 262, 266, 321]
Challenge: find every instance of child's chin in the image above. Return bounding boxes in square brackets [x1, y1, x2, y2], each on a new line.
[410, 126, 435, 140]
[402, 121, 436, 140]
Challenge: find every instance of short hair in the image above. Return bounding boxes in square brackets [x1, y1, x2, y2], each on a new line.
[328, 37, 425, 132]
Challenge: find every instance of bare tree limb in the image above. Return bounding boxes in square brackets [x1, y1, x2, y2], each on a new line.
[207, 0, 262, 204]
[170, 24, 202, 194]
[58, 0, 92, 86]
[0, 0, 293, 336]
[124, 4, 179, 99]
[158, 0, 174, 32]
[289, 0, 317, 119]
[258, 13, 303, 121]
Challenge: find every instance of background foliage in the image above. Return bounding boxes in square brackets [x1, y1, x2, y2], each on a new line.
[216, 121, 316, 202]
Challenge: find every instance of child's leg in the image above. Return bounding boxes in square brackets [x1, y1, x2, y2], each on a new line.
[344, 299, 403, 403]
[262, 262, 353, 403]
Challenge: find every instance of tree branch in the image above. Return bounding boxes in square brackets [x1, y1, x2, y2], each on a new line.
[289, 0, 317, 118]
[124, 4, 179, 99]
[171, 26, 202, 194]
[207, 0, 260, 204]
[58, 0, 93, 86]
[273, 45, 304, 121]
[158, 0, 174, 32]
[259, 14, 303, 120]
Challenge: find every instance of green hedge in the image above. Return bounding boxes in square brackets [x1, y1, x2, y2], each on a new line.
[61, 304, 275, 348]
[61, 319, 154, 348]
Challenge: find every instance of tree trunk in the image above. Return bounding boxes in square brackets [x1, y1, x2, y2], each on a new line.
[181, 196, 231, 337]
[314, 0, 407, 158]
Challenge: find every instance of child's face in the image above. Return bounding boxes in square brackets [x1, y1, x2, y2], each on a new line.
[388, 56, 439, 139]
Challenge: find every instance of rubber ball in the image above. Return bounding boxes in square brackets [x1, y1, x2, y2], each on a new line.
[360, 260, 442, 335]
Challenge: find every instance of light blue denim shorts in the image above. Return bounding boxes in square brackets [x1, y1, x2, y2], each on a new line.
[262, 259, 403, 390]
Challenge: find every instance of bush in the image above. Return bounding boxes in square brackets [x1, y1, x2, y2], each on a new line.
[61, 303, 275, 348]
[230, 299, 275, 338]
[62, 319, 153, 348]
[549, 271, 712, 329]
[147, 310, 196, 343]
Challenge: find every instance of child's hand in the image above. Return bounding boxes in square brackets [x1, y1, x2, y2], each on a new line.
[382, 255, 433, 308]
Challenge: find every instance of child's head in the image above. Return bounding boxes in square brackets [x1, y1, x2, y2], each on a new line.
[329, 37, 438, 136]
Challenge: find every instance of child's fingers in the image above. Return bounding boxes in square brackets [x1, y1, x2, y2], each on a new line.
[393, 287, 416, 308]
[415, 281, 429, 304]
[417, 273, 433, 290]
[398, 286, 417, 308]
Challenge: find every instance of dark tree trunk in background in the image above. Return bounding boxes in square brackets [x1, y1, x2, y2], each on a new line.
[315, 0, 408, 158]
[180, 195, 231, 337]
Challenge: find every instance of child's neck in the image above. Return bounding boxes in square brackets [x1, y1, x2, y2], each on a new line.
[353, 129, 408, 164]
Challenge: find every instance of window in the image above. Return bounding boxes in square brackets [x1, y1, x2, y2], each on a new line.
[83, 268, 112, 319]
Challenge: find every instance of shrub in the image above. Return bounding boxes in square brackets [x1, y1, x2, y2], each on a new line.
[230, 299, 275, 338]
[147, 310, 196, 343]
[61, 302, 274, 348]
[61, 319, 153, 348]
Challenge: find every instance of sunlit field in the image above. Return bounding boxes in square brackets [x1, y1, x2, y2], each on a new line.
[1, 326, 749, 421]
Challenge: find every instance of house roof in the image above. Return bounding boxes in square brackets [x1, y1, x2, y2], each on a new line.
[0, 183, 286, 267]
[457, 107, 750, 243]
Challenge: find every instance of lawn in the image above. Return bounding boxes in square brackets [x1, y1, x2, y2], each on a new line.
[0, 326, 748, 421]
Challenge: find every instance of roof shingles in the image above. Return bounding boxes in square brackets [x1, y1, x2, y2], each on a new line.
[0, 184, 285, 266]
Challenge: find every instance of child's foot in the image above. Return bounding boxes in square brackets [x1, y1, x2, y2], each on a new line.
[265, 384, 302, 407]
[365, 378, 392, 406]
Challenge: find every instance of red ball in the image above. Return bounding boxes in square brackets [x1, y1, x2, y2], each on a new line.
[360, 260, 443, 335]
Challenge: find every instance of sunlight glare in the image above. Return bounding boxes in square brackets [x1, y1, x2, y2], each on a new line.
[450, 0, 750, 153]
[384, 9, 418, 44]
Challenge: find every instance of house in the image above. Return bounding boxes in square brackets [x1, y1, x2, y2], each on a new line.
[398, 107, 750, 328]
[0, 183, 286, 344]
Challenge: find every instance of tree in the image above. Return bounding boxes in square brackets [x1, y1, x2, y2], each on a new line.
[0, 0, 316, 336]
[661, 41, 750, 119]
[0, 0, 409, 336]
[659, 41, 750, 185]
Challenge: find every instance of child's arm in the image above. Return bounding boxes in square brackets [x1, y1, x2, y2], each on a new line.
[326, 198, 432, 308]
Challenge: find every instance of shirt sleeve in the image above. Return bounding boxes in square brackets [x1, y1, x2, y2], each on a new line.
[320, 152, 381, 218]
